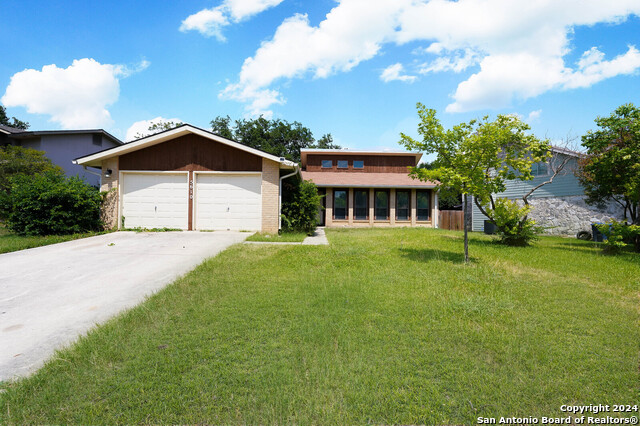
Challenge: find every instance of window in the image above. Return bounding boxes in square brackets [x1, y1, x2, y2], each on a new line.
[337, 160, 348, 169]
[92, 134, 102, 146]
[396, 191, 410, 220]
[334, 190, 347, 220]
[354, 190, 368, 220]
[322, 160, 333, 168]
[375, 190, 389, 220]
[417, 190, 430, 221]
[531, 162, 548, 176]
[353, 160, 364, 169]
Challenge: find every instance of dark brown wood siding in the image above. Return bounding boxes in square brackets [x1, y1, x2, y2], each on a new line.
[119, 134, 263, 171]
[305, 154, 414, 173]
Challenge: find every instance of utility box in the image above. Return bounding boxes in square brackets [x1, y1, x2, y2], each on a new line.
[484, 220, 497, 235]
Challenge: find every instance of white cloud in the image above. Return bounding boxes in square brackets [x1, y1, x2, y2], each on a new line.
[564, 45, 640, 89]
[180, 0, 284, 41]
[1, 58, 148, 129]
[224, 0, 284, 20]
[180, 8, 229, 40]
[221, 0, 640, 116]
[420, 48, 480, 74]
[222, 0, 403, 115]
[125, 117, 184, 142]
[380, 63, 417, 83]
[527, 109, 542, 122]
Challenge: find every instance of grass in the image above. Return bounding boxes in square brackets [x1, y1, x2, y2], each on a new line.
[0, 225, 109, 254]
[245, 231, 308, 242]
[0, 228, 638, 424]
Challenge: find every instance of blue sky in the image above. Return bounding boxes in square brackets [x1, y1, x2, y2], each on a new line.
[1, 0, 639, 159]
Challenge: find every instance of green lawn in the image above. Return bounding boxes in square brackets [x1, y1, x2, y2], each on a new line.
[1, 228, 638, 424]
[245, 231, 308, 242]
[0, 225, 107, 254]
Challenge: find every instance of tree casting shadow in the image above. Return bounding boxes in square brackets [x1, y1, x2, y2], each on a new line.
[399, 247, 473, 264]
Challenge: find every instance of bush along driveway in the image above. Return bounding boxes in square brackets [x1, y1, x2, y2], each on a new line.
[0, 228, 638, 424]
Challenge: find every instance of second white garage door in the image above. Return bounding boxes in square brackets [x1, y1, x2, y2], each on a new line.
[195, 173, 262, 231]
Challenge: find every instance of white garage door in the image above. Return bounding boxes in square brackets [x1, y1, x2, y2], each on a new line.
[195, 173, 262, 231]
[121, 173, 188, 229]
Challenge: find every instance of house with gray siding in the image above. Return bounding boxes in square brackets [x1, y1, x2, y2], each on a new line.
[0, 125, 122, 186]
[470, 148, 625, 236]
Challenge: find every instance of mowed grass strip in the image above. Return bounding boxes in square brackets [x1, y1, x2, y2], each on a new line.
[245, 231, 308, 242]
[0, 228, 638, 424]
[0, 226, 108, 254]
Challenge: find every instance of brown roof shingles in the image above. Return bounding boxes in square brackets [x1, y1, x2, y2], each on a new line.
[301, 171, 437, 188]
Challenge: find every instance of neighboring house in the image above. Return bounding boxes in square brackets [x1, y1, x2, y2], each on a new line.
[73, 124, 298, 233]
[470, 147, 625, 235]
[300, 149, 439, 227]
[0, 124, 122, 186]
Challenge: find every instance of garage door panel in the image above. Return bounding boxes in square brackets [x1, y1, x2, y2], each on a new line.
[195, 174, 262, 231]
[122, 174, 188, 230]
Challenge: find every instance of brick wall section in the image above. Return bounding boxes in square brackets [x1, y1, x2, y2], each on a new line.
[99, 157, 119, 229]
[261, 158, 280, 233]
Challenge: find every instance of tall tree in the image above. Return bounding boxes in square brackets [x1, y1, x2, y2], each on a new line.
[400, 104, 550, 262]
[134, 120, 183, 139]
[315, 133, 340, 149]
[210, 115, 339, 162]
[578, 103, 640, 224]
[0, 105, 29, 130]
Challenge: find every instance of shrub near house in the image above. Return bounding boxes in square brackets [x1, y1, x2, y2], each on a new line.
[0, 172, 102, 235]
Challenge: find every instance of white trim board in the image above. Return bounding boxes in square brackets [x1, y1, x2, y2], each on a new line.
[74, 124, 296, 168]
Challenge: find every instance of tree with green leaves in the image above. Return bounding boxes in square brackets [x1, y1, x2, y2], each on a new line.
[210, 115, 339, 162]
[0, 105, 29, 130]
[134, 120, 183, 139]
[578, 103, 640, 225]
[400, 104, 550, 261]
[418, 161, 462, 210]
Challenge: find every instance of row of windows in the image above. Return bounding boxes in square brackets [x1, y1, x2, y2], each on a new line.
[333, 189, 430, 221]
[322, 160, 364, 169]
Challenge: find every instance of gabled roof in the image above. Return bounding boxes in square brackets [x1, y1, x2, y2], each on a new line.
[550, 145, 584, 158]
[300, 149, 422, 167]
[73, 123, 297, 169]
[1, 125, 123, 146]
[0, 124, 27, 135]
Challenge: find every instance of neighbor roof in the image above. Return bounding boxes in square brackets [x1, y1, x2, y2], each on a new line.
[1, 126, 123, 146]
[0, 124, 27, 135]
[301, 171, 437, 188]
[550, 145, 584, 158]
[73, 123, 297, 169]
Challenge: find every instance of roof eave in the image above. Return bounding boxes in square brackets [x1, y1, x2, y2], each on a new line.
[311, 183, 437, 189]
[73, 124, 297, 169]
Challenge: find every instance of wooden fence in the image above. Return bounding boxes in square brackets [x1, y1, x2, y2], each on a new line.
[438, 210, 464, 231]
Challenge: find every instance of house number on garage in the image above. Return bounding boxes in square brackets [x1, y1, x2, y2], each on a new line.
[190, 180, 193, 199]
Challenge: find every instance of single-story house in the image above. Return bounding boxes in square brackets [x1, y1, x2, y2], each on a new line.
[300, 149, 439, 227]
[73, 124, 298, 233]
[0, 124, 122, 187]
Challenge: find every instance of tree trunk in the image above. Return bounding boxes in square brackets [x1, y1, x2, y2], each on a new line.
[463, 193, 469, 263]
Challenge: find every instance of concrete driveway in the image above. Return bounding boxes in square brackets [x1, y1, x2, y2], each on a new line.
[0, 231, 249, 381]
